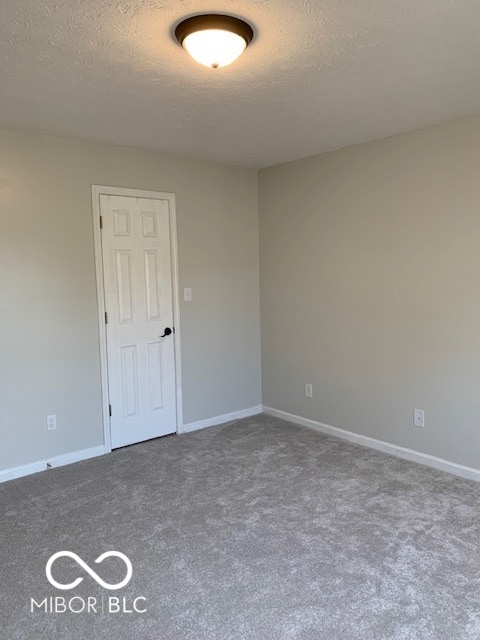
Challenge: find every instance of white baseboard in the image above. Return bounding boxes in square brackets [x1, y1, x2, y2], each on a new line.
[263, 406, 480, 483]
[183, 405, 263, 434]
[0, 445, 106, 484]
[2, 406, 264, 481]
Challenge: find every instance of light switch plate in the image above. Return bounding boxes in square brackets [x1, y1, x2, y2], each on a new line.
[183, 287, 192, 302]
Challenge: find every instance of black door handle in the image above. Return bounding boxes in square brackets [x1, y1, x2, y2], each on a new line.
[159, 327, 173, 338]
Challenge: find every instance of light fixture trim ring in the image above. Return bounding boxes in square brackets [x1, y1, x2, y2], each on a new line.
[175, 14, 254, 48]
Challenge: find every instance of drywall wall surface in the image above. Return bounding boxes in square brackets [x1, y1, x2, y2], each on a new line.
[259, 115, 480, 469]
[0, 130, 261, 471]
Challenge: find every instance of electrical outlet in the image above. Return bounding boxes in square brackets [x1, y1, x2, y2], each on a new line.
[183, 287, 192, 302]
[413, 409, 424, 428]
[305, 383, 313, 398]
[46, 414, 57, 431]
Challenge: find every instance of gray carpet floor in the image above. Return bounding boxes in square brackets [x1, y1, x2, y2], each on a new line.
[1, 413, 480, 639]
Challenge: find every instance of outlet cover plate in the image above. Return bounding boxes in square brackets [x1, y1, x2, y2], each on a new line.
[413, 409, 424, 428]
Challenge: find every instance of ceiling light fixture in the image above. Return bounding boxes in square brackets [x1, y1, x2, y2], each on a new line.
[175, 14, 254, 69]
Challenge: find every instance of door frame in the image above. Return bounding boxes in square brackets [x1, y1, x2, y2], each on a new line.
[91, 185, 184, 452]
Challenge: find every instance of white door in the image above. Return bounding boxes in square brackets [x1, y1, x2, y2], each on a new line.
[99, 194, 177, 449]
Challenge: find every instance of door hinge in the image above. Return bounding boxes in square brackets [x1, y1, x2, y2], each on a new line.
[109, 404, 112, 417]
[105, 311, 108, 324]
[99, 216, 103, 229]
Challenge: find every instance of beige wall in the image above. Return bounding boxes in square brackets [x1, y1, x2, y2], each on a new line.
[3, 114, 480, 476]
[259, 115, 480, 469]
[0, 130, 261, 472]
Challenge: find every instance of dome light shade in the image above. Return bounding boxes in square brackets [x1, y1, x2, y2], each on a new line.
[175, 14, 254, 69]
[183, 30, 247, 69]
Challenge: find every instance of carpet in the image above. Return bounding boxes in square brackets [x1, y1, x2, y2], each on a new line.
[1, 413, 479, 639]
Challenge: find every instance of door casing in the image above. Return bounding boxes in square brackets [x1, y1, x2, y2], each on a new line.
[92, 185, 184, 452]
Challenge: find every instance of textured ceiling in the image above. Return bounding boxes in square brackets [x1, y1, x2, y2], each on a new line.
[1, 1, 480, 167]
